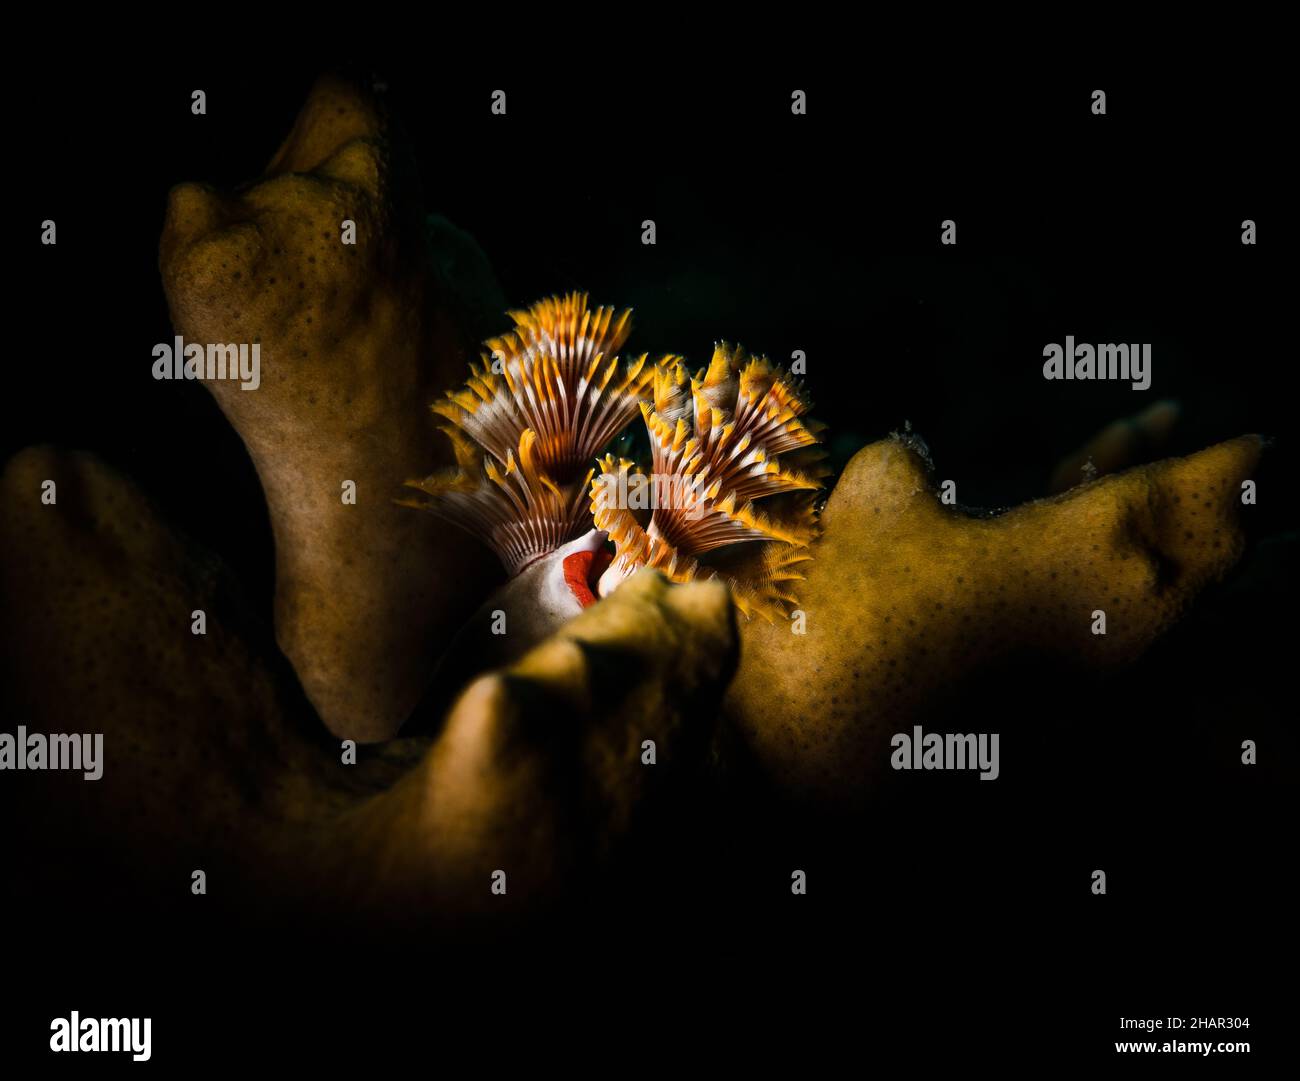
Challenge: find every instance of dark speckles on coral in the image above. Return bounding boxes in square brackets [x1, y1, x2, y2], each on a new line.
[726, 434, 1263, 803]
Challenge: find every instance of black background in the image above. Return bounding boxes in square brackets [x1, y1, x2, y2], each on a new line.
[4, 54, 1292, 1068]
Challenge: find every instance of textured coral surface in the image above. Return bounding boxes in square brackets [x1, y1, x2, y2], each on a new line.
[727, 433, 1263, 803]
[2, 445, 734, 922]
[160, 76, 498, 743]
[2, 74, 1267, 919]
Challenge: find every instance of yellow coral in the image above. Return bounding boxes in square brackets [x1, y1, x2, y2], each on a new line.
[725, 433, 1264, 802]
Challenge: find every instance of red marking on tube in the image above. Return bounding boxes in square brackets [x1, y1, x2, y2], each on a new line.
[563, 548, 613, 608]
